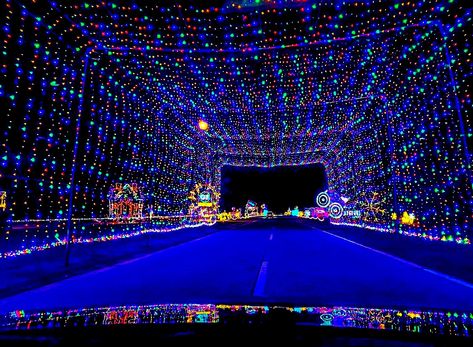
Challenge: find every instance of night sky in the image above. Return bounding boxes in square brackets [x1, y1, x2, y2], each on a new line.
[220, 164, 328, 214]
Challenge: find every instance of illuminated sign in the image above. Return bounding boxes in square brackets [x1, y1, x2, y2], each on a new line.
[199, 191, 211, 203]
[198, 190, 212, 207]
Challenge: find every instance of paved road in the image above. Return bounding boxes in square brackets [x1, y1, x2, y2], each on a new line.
[1, 218, 473, 312]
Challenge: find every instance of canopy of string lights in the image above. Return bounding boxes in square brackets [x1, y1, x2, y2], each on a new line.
[1, 0, 472, 255]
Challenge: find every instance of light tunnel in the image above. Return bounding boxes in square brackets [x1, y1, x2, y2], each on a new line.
[1, 0, 472, 257]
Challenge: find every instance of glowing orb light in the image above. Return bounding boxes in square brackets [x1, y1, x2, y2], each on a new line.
[198, 120, 209, 131]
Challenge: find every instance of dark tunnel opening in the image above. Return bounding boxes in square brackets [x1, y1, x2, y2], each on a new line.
[220, 163, 328, 214]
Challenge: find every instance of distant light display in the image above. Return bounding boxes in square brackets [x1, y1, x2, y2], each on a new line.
[401, 211, 417, 226]
[188, 183, 220, 224]
[318, 190, 344, 219]
[108, 183, 143, 221]
[218, 207, 242, 222]
[245, 200, 260, 217]
[306, 190, 359, 220]
[0, 192, 6, 212]
[2, 303, 472, 338]
[261, 203, 268, 217]
[357, 191, 387, 223]
[1, 0, 472, 256]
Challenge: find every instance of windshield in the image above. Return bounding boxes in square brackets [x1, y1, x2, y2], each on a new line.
[1, 0, 472, 343]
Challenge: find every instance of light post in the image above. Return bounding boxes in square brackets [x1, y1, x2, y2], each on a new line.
[64, 47, 93, 267]
[383, 100, 400, 233]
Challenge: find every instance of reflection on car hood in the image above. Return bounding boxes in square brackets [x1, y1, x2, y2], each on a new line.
[1, 303, 472, 338]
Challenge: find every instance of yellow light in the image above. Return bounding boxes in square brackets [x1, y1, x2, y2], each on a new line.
[198, 120, 209, 131]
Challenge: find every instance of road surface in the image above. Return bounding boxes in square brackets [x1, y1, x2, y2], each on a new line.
[1, 218, 472, 312]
